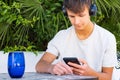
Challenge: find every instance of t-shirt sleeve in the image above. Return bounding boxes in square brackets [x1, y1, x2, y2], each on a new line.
[102, 34, 118, 67]
[46, 30, 64, 56]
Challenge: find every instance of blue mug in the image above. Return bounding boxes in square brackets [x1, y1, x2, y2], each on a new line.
[8, 51, 25, 78]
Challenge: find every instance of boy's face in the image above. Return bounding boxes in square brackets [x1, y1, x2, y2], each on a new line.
[67, 7, 91, 31]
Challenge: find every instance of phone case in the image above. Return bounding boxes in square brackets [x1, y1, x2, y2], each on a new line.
[63, 57, 80, 65]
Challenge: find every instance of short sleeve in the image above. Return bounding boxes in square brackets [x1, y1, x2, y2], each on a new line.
[102, 34, 118, 67]
[46, 30, 65, 56]
[46, 41, 59, 56]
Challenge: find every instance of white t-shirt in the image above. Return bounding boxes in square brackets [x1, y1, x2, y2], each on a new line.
[46, 24, 117, 72]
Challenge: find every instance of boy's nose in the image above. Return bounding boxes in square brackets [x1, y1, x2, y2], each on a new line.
[74, 17, 81, 25]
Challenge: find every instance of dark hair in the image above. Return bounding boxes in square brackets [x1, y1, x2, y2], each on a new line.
[63, 0, 92, 14]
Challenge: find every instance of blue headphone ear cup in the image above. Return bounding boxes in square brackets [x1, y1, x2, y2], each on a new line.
[62, 6, 67, 16]
[90, 4, 97, 16]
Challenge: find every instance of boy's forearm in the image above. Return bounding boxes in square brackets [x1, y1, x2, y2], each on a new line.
[36, 61, 53, 73]
[90, 69, 112, 80]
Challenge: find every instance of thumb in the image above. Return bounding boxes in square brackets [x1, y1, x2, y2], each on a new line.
[78, 58, 87, 65]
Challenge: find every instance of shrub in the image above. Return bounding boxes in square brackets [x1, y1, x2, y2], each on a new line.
[0, 0, 120, 56]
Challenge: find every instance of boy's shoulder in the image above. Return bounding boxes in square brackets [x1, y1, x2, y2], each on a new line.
[95, 24, 115, 37]
[56, 26, 73, 36]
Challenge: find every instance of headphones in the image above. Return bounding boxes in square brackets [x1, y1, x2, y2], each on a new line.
[62, 0, 97, 16]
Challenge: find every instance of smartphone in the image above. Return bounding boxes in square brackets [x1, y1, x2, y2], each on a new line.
[63, 57, 81, 66]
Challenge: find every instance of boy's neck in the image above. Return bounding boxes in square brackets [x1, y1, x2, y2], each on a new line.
[76, 22, 94, 40]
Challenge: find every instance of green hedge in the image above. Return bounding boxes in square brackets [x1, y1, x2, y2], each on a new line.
[0, 0, 120, 54]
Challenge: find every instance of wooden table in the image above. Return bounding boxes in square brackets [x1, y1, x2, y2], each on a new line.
[0, 72, 98, 80]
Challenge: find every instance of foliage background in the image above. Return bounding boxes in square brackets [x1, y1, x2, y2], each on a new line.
[0, 0, 120, 55]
